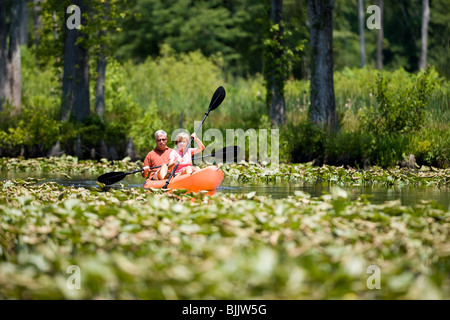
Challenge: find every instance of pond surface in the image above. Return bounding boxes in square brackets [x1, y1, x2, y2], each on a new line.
[1, 171, 449, 208]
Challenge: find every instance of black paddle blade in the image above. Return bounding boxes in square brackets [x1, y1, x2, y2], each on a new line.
[97, 171, 127, 185]
[208, 86, 226, 112]
[210, 146, 241, 163]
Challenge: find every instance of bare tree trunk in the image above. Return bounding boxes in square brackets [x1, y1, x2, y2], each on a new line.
[61, 22, 76, 121]
[0, 0, 21, 113]
[307, 0, 338, 132]
[32, 0, 42, 50]
[61, 0, 90, 122]
[0, 0, 7, 111]
[376, 0, 383, 70]
[8, 0, 22, 112]
[268, 0, 286, 126]
[95, 1, 109, 119]
[419, 0, 429, 70]
[94, 50, 106, 118]
[17, 0, 28, 46]
[358, 0, 366, 68]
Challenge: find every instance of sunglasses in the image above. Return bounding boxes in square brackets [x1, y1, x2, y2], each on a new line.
[156, 138, 167, 142]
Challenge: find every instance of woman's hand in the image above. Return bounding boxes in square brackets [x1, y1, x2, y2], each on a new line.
[191, 133, 199, 141]
[143, 166, 150, 170]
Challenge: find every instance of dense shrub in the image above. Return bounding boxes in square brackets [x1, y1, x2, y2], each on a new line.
[360, 67, 438, 134]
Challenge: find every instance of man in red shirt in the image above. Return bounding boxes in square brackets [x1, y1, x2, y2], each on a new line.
[142, 130, 174, 180]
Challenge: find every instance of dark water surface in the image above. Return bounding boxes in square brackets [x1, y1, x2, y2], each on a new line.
[1, 171, 449, 208]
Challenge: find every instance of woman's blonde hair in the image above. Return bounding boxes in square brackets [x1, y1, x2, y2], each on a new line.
[174, 132, 190, 145]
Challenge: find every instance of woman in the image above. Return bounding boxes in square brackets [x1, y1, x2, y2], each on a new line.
[168, 132, 205, 176]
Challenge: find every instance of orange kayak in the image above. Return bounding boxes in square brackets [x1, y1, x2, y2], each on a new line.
[143, 165, 224, 192]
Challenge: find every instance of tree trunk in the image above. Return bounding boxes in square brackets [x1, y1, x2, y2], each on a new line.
[358, 0, 366, 68]
[0, 0, 7, 111]
[419, 0, 429, 70]
[32, 0, 42, 50]
[307, 0, 338, 132]
[0, 0, 21, 113]
[94, 51, 106, 118]
[268, 0, 286, 126]
[8, 0, 22, 112]
[376, 0, 383, 70]
[61, 0, 90, 122]
[18, 0, 28, 46]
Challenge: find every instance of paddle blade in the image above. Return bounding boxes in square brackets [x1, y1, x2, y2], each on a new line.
[208, 86, 226, 112]
[210, 146, 241, 163]
[97, 171, 127, 185]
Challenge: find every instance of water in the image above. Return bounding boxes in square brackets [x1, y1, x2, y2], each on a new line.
[1, 172, 449, 208]
[219, 179, 450, 208]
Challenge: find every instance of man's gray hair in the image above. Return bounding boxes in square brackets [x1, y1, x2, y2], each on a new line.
[154, 130, 167, 139]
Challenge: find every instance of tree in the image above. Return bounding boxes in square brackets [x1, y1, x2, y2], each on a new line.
[419, 0, 429, 70]
[114, 0, 268, 77]
[307, 0, 338, 132]
[17, 0, 28, 45]
[0, 0, 22, 113]
[265, 0, 286, 126]
[94, 1, 109, 119]
[60, 0, 90, 122]
[376, 0, 383, 70]
[428, 0, 449, 78]
[32, 0, 43, 54]
[38, 0, 133, 122]
[358, 0, 366, 67]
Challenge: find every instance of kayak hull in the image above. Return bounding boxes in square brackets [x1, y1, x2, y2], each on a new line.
[143, 165, 224, 192]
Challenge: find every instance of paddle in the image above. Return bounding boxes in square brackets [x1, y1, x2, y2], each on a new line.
[97, 167, 158, 185]
[97, 145, 237, 185]
[163, 86, 226, 189]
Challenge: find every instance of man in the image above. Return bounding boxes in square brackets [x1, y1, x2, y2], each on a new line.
[142, 130, 174, 180]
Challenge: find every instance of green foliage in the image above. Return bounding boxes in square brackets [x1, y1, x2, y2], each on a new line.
[263, 20, 305, 105]
[369, 133, 412, 168]
[115, 0, 267, 76]
[0, 109, 59, 154]
[21, 47, 61, 115]
[122, 45, 224, 130]
[325, 130, 372, 167]
[428, 0, 450, 79]
[280, 66, 448, 168]
[128, 101, 164, 156]
[281, 119, 327, 164]
[0, 170, 449, 299]
[360, 67, 438, 135]
[102, 59, 142, 148]
[77, 115, 106, 150]
[36, 0, 134, 68]
[409, 127, 450, 168]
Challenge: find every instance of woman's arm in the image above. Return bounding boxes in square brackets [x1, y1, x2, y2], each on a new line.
[168, 149, 182, 169]
[191, 133, 205, 155]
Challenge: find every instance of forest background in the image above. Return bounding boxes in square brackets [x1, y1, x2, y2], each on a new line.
[0, 0, 449, 169]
